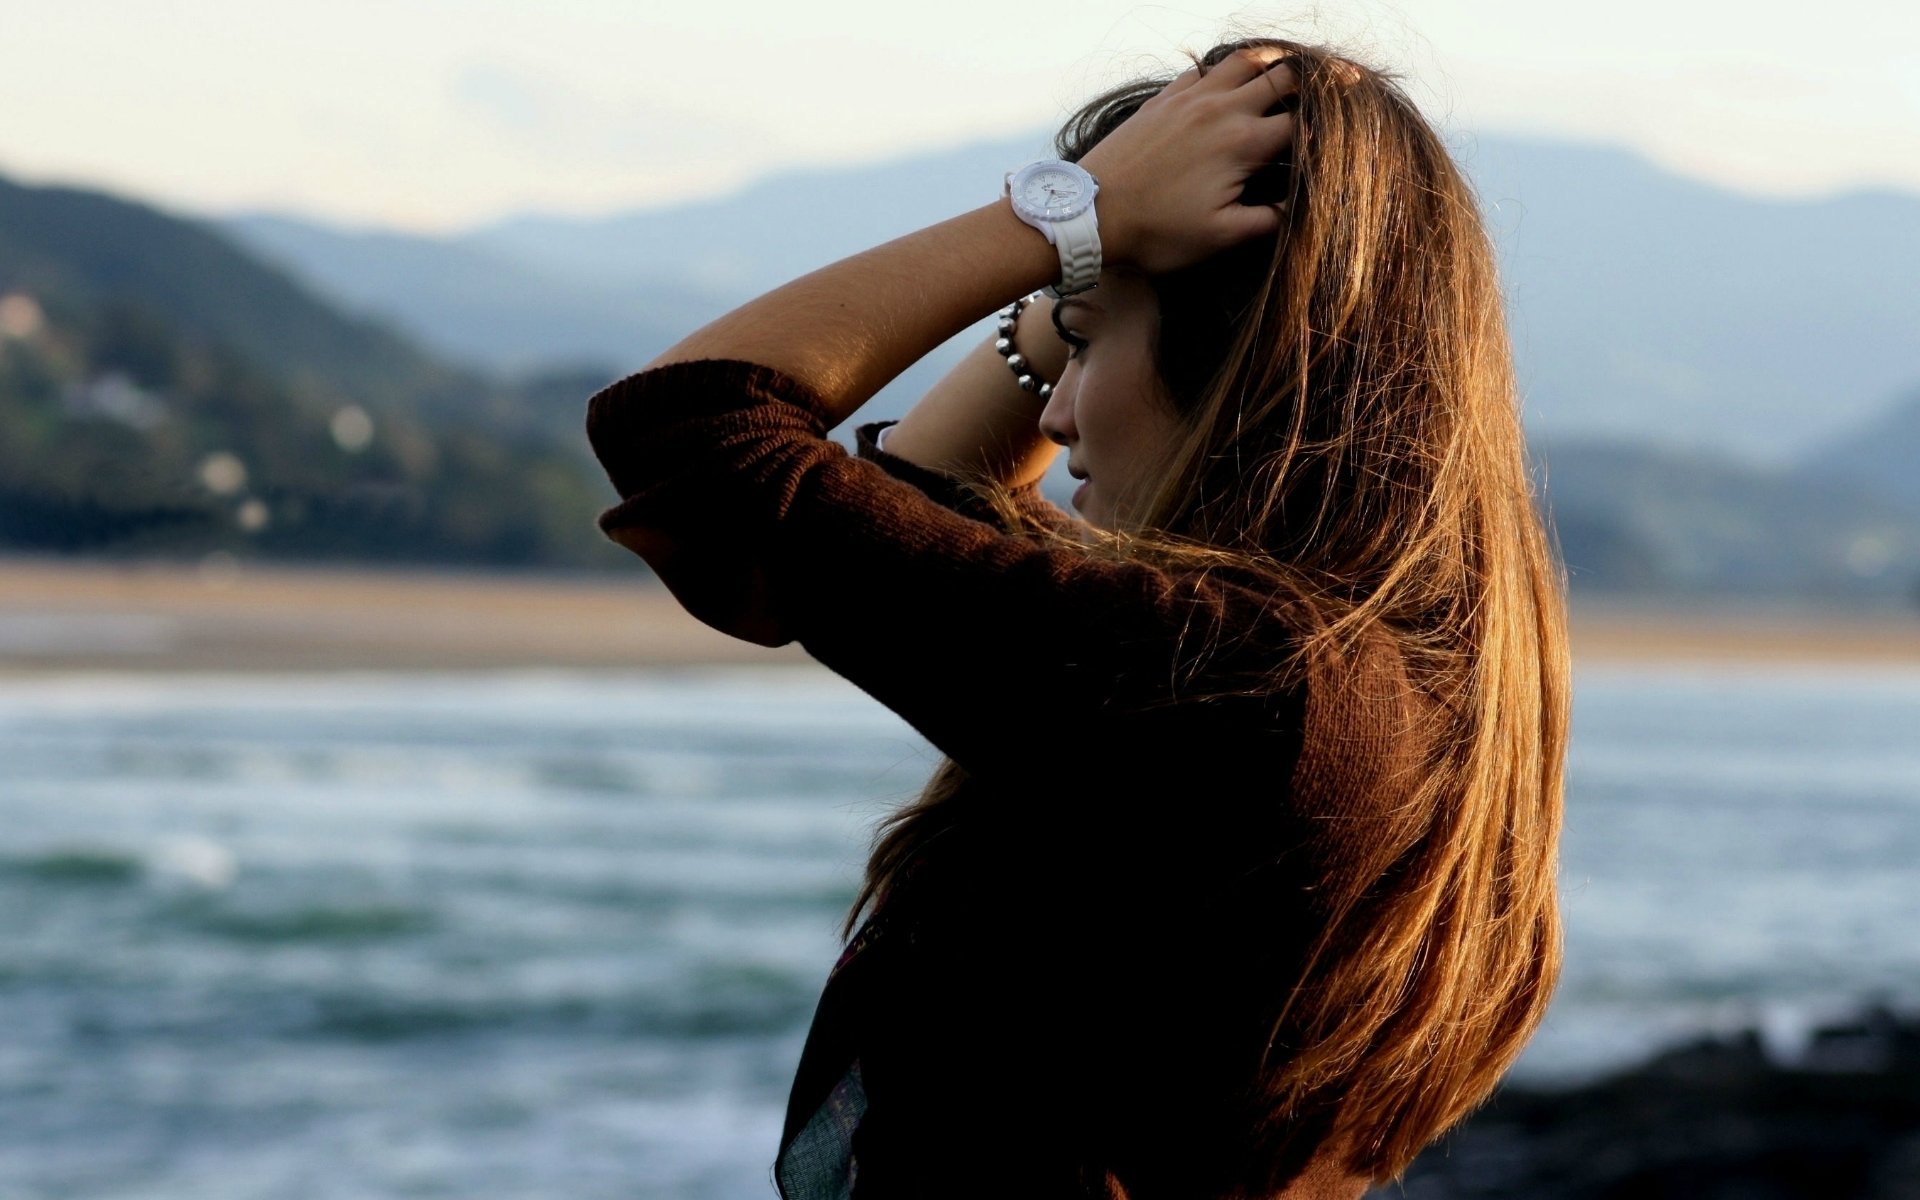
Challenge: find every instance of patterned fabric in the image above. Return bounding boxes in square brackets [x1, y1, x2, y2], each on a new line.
[774, 914, 888, 1199]
[777, 1061, 867, 1200]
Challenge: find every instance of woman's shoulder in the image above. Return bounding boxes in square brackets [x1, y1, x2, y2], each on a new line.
[1300, 618, 1432, 747]
[1287, 618, 1446, 865]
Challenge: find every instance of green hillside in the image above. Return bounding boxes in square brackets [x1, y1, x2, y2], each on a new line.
[0, 173, 622, 568]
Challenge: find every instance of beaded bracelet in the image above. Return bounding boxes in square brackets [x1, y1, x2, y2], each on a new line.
[994, 295, 1054, 400]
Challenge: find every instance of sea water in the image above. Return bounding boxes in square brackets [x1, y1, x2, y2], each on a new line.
[2, 663, 1917, 1199]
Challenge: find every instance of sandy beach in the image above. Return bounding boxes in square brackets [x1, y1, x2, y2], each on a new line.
[0, 558, 810, 674]
[2, 557, 1917, 674]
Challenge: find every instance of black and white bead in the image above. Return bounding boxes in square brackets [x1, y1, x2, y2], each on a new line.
[994, 295, 1054, 400]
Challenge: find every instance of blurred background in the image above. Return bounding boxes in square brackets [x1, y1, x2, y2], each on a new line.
[2, 1, 1917, 1196]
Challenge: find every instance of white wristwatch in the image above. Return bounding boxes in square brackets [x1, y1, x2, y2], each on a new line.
[1004, 159, 1102, 297]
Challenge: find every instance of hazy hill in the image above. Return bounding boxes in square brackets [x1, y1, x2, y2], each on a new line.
[1802, 386, 1920, 518]
[1540, 439, 1920, 602]
[1463, 137, 1920, 463]
[0, 176, 466, 412]
[219, 132, 1920, 463]
[223, 213, 731, 379]
[221, 138, 1055, 426]
[0, 172, 620, 567]
[464, 133, 1055, 303]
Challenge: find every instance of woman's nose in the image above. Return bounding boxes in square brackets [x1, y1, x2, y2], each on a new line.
[1037, 376, 1075, 446]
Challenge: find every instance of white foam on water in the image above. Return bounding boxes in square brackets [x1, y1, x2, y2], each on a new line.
[146, 835, 239, 891]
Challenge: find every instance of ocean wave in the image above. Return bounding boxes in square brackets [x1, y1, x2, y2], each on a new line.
[0, 836, 237, 891]
[300, 974, 819, 1043]
[0, 848, 145, 884]
[191, 902, 435, 943]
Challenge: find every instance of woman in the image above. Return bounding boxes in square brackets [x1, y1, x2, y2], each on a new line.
[587, 36, 1569, 1200]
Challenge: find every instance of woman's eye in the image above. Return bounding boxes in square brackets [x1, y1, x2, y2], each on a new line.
[1057, 328, 1088, 359]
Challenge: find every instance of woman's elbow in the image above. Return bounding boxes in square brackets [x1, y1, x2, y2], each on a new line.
[606, 526, 796, 648]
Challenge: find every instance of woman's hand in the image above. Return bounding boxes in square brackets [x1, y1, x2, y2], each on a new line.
[1080, 47, 1297, 276]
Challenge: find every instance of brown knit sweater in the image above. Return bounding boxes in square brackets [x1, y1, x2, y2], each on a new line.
[586, 358, 1429, 1200]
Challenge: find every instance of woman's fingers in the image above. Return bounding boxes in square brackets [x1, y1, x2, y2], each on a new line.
[1220, 197, 1287, 244]
[1196, 45, 1293, 93]
[1156, 60, 1206, 98]
[1241, 60, 1298, 109]
[1150, 49, 1297, 120]
[1250, 110, 1296, 159]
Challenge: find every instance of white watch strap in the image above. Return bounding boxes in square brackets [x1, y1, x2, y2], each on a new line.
[1045, 209, 1102, 297]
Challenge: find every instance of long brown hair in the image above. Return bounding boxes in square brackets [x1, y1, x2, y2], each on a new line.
[851, 37, 1570, 1187]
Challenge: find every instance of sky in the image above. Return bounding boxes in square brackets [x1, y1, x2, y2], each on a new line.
[3, 0, 1918, 234]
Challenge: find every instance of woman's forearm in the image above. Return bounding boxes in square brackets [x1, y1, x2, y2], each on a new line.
[647, 199, 1059, 429]
[882, 294, 1066, 487]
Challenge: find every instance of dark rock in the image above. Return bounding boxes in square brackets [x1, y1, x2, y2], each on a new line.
[1371, 1006, 1920, 1199]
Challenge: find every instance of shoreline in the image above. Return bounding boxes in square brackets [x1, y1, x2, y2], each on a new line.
[3, 558, 1917, 674]
[0, 558, 812, 675]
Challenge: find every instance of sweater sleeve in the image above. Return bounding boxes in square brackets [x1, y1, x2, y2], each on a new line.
[585, 357, 1303, 780]
[851, 420, 1080, 537]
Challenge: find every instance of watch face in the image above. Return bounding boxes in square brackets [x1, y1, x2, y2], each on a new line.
[1009, 161, 1094, 222]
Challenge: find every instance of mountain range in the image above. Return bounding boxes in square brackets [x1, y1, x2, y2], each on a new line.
[1, 133, 1915, 602]
[223, 131, 1920, 467]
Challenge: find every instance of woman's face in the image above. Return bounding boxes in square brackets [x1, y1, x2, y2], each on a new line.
[1037, 270, 1181, 530]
